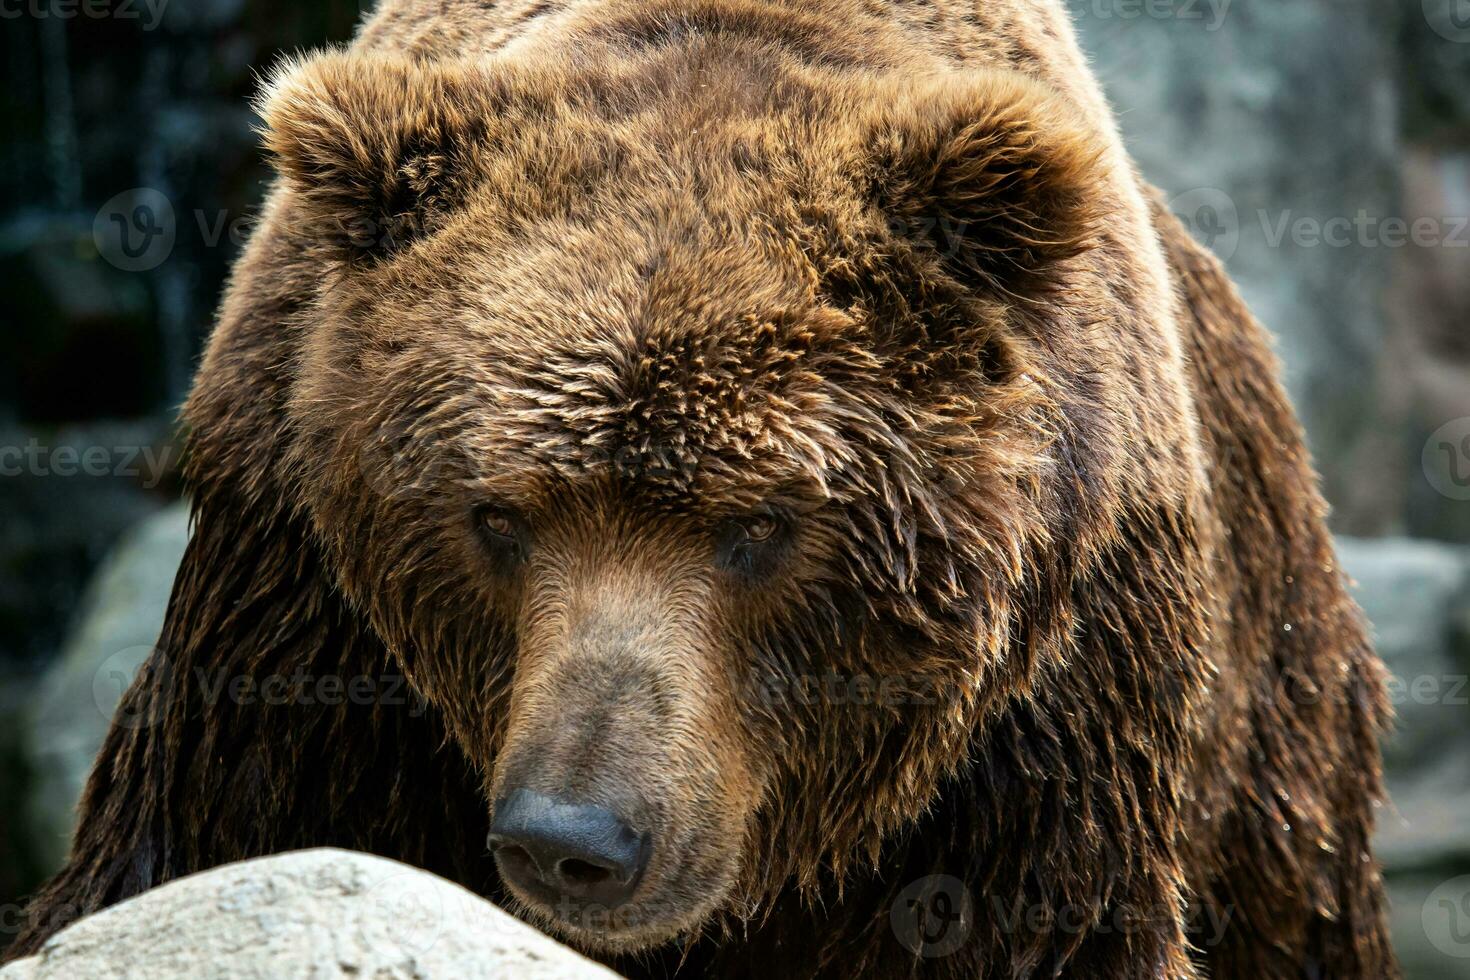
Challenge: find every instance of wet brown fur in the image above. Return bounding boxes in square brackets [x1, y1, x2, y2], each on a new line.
[10, 1, 1396, 977]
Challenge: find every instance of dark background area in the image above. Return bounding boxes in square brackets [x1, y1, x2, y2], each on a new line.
[1, 0, 364, 667]
[0, 0, 362, 927]
[2, 1, 1468, 975]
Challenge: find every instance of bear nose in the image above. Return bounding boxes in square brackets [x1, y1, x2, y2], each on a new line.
[489, 788, 649, 907]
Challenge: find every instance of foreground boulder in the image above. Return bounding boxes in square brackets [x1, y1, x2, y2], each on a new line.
[0, 849, 620, 979]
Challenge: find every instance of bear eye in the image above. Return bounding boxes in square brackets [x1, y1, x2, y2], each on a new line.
[737, 514, 779, 543]
[480, 508, 516, 540]
[716, 509, 792, 580]
[474, 505, 526, 565]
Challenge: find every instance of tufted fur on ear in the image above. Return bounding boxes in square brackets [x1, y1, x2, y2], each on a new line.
[866, 70, 1108, 293]
[257, 50, 504, 261]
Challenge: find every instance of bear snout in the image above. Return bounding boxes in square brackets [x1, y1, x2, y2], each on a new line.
[489, 788, 651, 909]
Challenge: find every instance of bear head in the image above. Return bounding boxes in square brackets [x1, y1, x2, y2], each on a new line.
[257, 44, 1121, 953]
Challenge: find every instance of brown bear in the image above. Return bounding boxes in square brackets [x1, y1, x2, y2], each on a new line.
[9, 0, 1397, 977]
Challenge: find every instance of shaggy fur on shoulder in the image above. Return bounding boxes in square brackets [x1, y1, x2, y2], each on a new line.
[10, 1, 1396, 977]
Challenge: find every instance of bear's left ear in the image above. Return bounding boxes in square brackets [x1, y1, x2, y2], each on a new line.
[257, 50, 502, 261]
[864, 71, 1109, 292]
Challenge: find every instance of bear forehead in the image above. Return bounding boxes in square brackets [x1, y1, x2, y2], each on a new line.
[462, 297, 869, 507]
[336, 190, 886, 506]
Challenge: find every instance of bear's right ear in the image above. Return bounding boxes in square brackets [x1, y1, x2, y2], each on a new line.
[257, 51, 502, 261]
[863, 71, 1109, 295]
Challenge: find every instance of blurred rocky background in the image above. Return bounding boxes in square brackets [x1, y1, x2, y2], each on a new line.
[0, 0, 1466, 975]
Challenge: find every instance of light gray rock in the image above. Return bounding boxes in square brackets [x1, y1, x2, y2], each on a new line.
[1337, 537, 1470, 917]
[1337, 538, 1470, 976]
[0, 849, 622, 980]
[1337, 536, 1470, 768]
[1334, 540, 1470, 975]
[24, 502, 190, 870]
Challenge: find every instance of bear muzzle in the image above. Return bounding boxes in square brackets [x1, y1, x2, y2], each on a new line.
[489, 788, 651, 909]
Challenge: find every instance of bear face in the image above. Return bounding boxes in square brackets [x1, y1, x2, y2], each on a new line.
[258, 48, 1114, 952]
